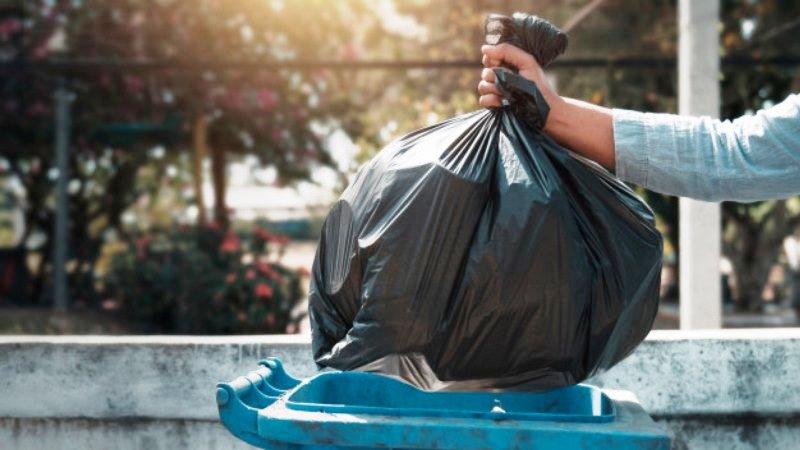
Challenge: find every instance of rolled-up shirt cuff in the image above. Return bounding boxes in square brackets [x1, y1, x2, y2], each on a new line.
[612, 108, 650, 187]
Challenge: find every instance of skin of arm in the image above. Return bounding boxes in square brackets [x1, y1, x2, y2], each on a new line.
[478, 43, 616, 169]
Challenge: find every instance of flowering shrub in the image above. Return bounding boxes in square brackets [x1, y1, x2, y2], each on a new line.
[105, 224, 304, 334]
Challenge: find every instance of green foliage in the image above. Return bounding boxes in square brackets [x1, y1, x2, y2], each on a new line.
[2, 0, 799, 314]
[0, 0, 372, 304]
[105, 224, 304, 333]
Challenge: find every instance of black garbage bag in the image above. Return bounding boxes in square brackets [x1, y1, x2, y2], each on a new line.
[308, 13, 663, 391]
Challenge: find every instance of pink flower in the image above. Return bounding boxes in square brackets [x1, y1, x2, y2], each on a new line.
[220, 231, 241, 253]
[226, 273, 236, 284]
[0, 19, 22, 39]
[246, 269, 256, 280]
[256, 261, 272, 276]
[256, 262, 283, 283]
[255, 283, 274, 299]
[257, 89, 278, 110]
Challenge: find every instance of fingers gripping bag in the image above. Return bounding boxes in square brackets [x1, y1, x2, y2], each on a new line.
[308, 13, 663, 391]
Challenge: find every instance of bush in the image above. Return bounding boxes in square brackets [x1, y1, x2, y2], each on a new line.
[105, 224, 305, 333]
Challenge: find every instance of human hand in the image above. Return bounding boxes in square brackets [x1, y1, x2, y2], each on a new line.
[477, 43, 556, 108]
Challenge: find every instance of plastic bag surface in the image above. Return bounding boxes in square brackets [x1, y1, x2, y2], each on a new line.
[308, 14, 663, 391]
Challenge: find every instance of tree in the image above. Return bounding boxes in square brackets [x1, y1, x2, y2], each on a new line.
[719, 0, 800, 309]
[2, 0, 798, 313]
[0, 0, 376, 305]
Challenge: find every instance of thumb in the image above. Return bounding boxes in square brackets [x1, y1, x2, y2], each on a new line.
[481, 43, 537, 70]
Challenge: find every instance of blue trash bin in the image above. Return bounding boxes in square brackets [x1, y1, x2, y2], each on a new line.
[217, 358, 670, 449]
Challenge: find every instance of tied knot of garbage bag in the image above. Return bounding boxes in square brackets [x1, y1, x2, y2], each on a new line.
[494, 70, 550, 130]
[485, 13, 568, 69]
[485, 13, 568, 129]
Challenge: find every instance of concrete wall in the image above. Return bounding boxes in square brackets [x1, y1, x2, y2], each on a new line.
[1, 330, 799, 449]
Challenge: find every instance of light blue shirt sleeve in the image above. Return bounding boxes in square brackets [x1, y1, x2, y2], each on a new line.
[613, 94, 800, 202]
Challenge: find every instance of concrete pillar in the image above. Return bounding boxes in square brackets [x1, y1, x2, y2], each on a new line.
[678, 0, 721, 329]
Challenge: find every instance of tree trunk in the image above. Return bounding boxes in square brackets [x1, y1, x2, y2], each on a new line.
[724, 201, 797, 311]
[210, 144, 228, 229]
[732, 241, 781, 312]
[192, 116, 209, 226]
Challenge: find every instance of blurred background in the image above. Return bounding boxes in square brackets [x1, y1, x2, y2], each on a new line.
[1, 0, 799, 334]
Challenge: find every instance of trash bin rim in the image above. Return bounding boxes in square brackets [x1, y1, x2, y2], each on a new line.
[282, 370, 616, 423]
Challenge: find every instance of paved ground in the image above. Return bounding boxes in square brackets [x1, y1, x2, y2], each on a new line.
[655, 303, 800, 329]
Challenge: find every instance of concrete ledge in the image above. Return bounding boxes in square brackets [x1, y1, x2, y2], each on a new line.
[2, 329, 800, 449]
[3, 330, 799, 419]
[0, 418, 251, 450]
[0, 334, 314, 420]
[592, 329, 800, 416]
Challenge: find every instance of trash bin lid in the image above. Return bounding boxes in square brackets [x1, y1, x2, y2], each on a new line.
[217, 358, 671, 450]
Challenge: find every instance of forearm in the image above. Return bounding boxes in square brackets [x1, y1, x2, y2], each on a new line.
[543, 96, 615, 169]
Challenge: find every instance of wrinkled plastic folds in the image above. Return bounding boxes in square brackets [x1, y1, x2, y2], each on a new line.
[308, 13, 663, 391]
